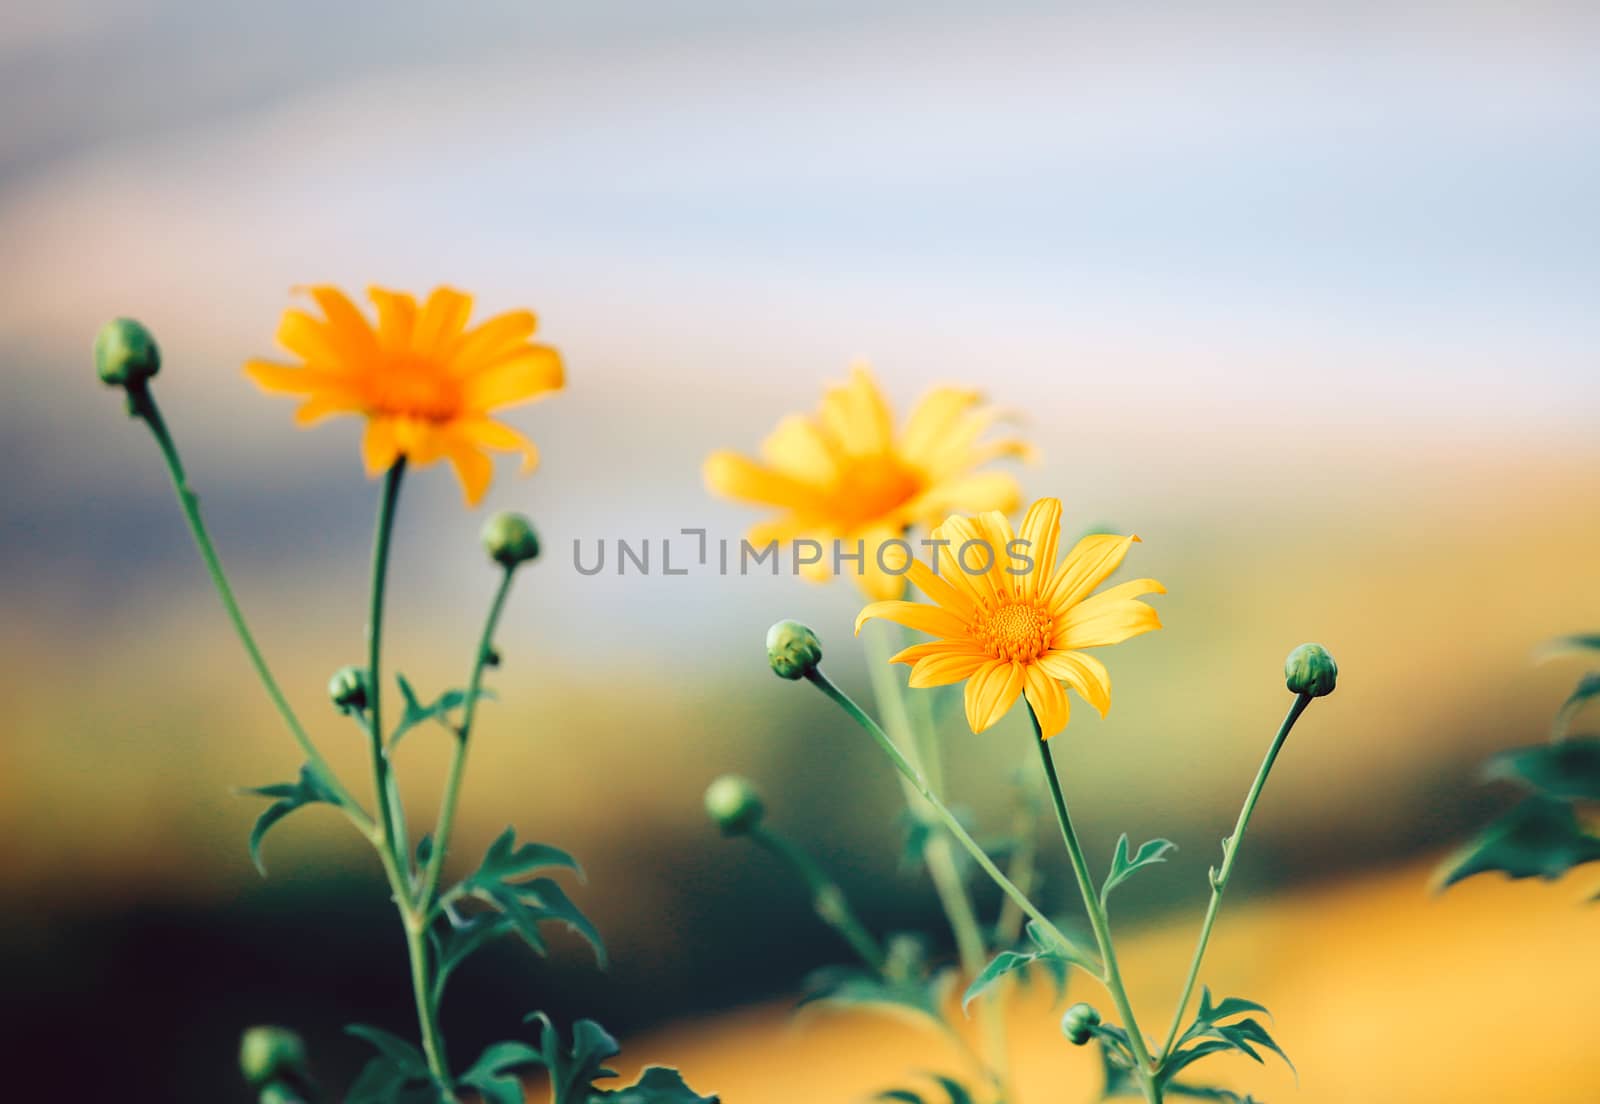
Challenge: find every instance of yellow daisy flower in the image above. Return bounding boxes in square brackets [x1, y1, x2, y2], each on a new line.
[704, 364, 1032, 600]
[855, 498, 1164, 739]
[245, 285, 563, 505]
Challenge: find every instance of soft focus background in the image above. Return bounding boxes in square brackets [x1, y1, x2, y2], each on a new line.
[3, 2, 1599, 1101]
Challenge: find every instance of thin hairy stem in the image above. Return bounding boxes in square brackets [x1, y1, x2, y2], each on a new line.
[750, 823, 886, 970]
[127, 385, 372, 835]
[1156, 693, 1312, 1064]
[1030, 708, 1159, 1101]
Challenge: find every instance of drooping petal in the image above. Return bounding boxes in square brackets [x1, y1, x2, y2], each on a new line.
[909, 649, 993, 688]
[445, 439, 494, 506]
[362, 418, 401, 476]
[854, 599, 968, 639]
[964, 660, 1025, 733]
[392, 417, 447, 466]
[1023, 664, 1072, 738]
[1043, 534, 1141, 615]
[1037, 650, 1112, 717]
[456, 417, 539, 472]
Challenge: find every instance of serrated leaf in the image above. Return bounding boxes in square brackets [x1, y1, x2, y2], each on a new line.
[1171, 989, 1293, 1081]
[1197, 990, 1270, 1024]
[1099, 834, 1177, 907]
[458, 1039, 542, 1104]
[1436, 795, 1600, 888]
[475, 827, 584, 883]
[390, 672, 496, 748]
[241, 763, 341, 876]
[524, 1014, 620, 1104]
[430, 911, 514, 1011]
[454, 829, 602, 965]
[1536, 635, 1600, 660]
[961, 946, 1066, 1014]
[591, 1067, 719, 1103]
[1484, 737, 1600, 802]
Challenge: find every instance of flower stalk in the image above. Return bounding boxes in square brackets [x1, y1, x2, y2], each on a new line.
[748, 822, 887, 972]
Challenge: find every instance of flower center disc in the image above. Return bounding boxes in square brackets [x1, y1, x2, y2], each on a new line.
[978, 601, 1053, 662]
[369, 354, 462, 421]
[832, 455, 922, 528]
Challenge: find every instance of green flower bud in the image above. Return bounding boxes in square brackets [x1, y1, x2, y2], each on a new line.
[327, 665, 368, 712]
[482, 511, 540, 568]
[239, 1026, 310, 1089]
[766, 619, 822, 680]
[1284, 642, 1338, 698]
[95, 318, 161, 388]
[259, 1084, 310, 1104]
[1061, 1002, 1101, 1046]
[704, 774, 765, 836]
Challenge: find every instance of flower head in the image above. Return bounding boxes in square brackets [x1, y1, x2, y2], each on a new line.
[1284, 642, 1337, 697]
[481, 510, 540, 568]
[856, 498, 1164, 739]
[705, 364, 1032, 600]
[704, 775, 766, 836]
[246, 286, 563, 505]
[766, 619, 823, 680]
[95, 318, 161, 388]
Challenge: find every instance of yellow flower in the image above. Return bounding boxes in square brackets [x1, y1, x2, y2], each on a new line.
[855, 498, 1164, 739]
[245, 285, 563, 505]
[704, 364, 1032, 600]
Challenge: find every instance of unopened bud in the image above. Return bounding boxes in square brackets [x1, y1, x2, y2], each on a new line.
[482, 511, 539, 568]
[239, 1026, 310, 1090]
[1284, 643, 1338, 698]
[766, 619, 822, 680]
[95, 318, 161, 388]
[1061, 1002, 1101, 1046]
[327, 665, 368, 712]
[704, 775, 765, 836]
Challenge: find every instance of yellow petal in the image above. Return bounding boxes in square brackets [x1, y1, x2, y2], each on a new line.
[854, 525, 910, 603]
[901, 550, 977, 620]
[1053, 580, 1166, 650]
[1043, 534, 1141, 615]
[362, 418, 401, 476]
[275, 310, 342, 368]
[456, 418, 539, 472]
[819, 364, 893, 455]
[460, 347, 564, 412]
[244, 359, 336, 395]
[760, 415, 840, 483]
[1023, 664, 1071, 738]
[888, 640, 984, 665]
[306, 286, 379, 365]
[451, 309, 538, 376]
[974, 510, 1020, 603]
[854, 599, 968, 639]
[909, 649, 993, 688]
[705, 451, 821, 510]
[393, 417, 446, 466]
[909, 473, 1023, 530]
[369, 287, 418, 350]
[411, 286, 475, 357]
[899, 386, 981, 466]
[1036, 650, 1111, 717]
[964, 660, 1025, 734]
[1015, 497, 1062, 599]
[445, 439, 494, 506]
[294, 392, 363, 425]
[930, 515, 1002, 607]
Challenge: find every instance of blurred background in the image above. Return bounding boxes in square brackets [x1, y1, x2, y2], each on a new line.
[2, 1, 1598, 1100]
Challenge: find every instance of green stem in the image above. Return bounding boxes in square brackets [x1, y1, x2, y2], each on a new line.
[1156, 693, 1312, 1063]
[1030, 709, 1158, 1101]
[805, 668, 1098, 973]
[366, 461, 409, 874]
[404, 918, 455, 1101]
[750, 823, 886, 970]
[420, 567, 516, 911]
[862, 628, 1010, 1098]
[126, 385, 372, 835]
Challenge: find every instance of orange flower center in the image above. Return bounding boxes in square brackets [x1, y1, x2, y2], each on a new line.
[365, 354, 462, 422]
[829, 454, 923, 528]
[975, 600, 1053, 662]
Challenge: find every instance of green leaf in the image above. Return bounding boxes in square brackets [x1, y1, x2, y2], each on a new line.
[874, 1075, 972, 1104]
[240, 763, 341, 876]
[391, 672, 496, 747]
[429, 912, 514, 1012]
[1436, 795, 1600, 888]
[798, 964, 952, 1026]
[1099, 834, 1177, 906]
[591, 1067, 719, 1103]
[1169, 988, 1293, 1081]
[1536, 634, 1600, 659]
[1484, 737, 1600, 802]
[345, 1025, 440, 1104]
[458, 1040, 543, 1104]
[961, 945, 1066, 1014]
[877, 1093, 924, 1104]
[455, 829, 603, 965]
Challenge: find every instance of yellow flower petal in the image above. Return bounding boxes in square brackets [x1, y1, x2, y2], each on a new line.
[964, 659, 1024, 733]
[854, 600, 968, 639]
[1023, 664, 1071, 738]
[705, 452, 820, 510]
[899, 386, 981, 466]
[909, 649, 993, 689]
[1015, 497, 1062, 599]
[457, 417, 540, 472]
[362, 418, 401, 476]
[411, 287, 474, 358]
[1043, 534, 1141, 615]
[369, 287, 418, 350]
[1036, 649, 1112, 717]
[450, 310, 539, 376]
[445, 439, 493, 506]
[760, 415, 841, 483]
[460, 347, 563, 412]
[1053, 581, 1166, 650]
